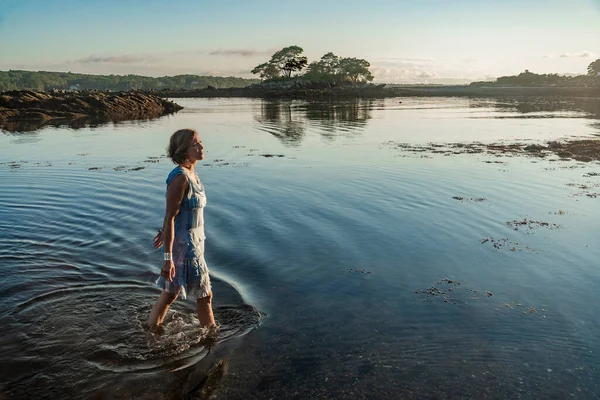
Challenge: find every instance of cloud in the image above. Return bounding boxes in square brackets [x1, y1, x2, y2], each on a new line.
[208, 48, 273, 57]
[26, 49, 260, 77]
[417, 71, 437, 78]
[369, 56, 494, 84]
[559, 51, 596, 58]
[370, 66, 475, 84]
[369, 57, 443, 82]
[76, 54, 158, 64]
[370, 64, 440, 83]
[543, 54, 554, 59]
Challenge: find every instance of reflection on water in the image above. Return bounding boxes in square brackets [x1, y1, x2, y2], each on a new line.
[255, 101, 306, 145]
[255, 99, 378, 145]
[2, 130, 42, 145]
[468, 96, 600, 120]
[0, 117, 100, 133]
[0, 114, 168, 133]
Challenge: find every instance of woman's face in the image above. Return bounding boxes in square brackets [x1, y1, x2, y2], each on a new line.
[186, 133, 204, 162]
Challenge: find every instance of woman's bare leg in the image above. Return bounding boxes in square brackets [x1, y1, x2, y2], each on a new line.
[148, 290, 180, 328]
[196, 292, 215, 327]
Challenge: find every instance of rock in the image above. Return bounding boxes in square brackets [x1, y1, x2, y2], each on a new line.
[0, 90, 183, 132]
[547, 141, 564, 149]
[523, 144, 545, 152]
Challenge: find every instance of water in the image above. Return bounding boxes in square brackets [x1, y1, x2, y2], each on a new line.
[1, 96, 599, 399]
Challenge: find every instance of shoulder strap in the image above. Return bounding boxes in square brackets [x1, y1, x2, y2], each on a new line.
[166, 166, 185, 186]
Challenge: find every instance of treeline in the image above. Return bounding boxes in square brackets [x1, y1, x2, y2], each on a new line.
[251, 46, 374, 85]
[0, 70, 259, 92]
[471, 59, 600, 87]
[471, 71, 600, 87]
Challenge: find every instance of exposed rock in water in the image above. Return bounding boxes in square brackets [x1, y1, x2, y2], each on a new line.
[0, 90, 183, 132]
[385, 139, 600, 162]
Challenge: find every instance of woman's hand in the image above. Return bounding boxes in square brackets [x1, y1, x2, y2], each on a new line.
[153, 229, 164, 248]
[161, 260, 175, 282]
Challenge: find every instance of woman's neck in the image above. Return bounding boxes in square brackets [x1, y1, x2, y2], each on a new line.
[180, 160, 196, 173]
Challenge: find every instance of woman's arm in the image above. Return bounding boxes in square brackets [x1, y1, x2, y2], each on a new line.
[160, 174, 188, 282]
[153, 216, 166, 248]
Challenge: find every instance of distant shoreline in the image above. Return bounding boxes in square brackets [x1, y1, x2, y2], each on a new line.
[391, 85, 600, 98]
[151, 84, 600, 99]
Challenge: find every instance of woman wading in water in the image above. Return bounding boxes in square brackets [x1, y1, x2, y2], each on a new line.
[148, 129, 215, 329]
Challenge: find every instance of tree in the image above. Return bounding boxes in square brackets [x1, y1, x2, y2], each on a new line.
[318, 52, 340, 75]
[251, 63, 268, 80]
[269, 45, 304, 75]
[305, 52, 340, 78]
[338, 57, 374, 83]
[587, 59, 600, 76]
[304, 52, 374, 85]
[252, 45, 307, 79]
[282, 56, 307, 78]
[251, 62, 280, 81]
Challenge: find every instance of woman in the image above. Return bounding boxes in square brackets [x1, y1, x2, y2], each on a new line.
[148, 128, 215, 329]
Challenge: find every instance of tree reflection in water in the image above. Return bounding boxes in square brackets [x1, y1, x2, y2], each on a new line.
[255, 101, 305, 146]
[255, 99, 381, 145]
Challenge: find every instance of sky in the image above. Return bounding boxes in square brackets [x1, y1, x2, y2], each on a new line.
[0, 0, 599, 84]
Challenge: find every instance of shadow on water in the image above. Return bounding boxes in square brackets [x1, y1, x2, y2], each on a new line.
[254, 99, 379, 145]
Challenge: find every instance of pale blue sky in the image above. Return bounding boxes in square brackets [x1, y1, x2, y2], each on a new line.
[0, 0, 599, 83]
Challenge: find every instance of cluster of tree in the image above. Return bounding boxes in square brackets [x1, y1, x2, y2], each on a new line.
[251, 46, 308, 80]
[496, 70, 575, 85]
[251, 46, 374, 84]
[470, 59, 600, 87]
[0, 70, 259, 92]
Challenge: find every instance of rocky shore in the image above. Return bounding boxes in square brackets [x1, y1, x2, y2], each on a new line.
[0, 90, 183, 132]
[152, 81, 600, 99]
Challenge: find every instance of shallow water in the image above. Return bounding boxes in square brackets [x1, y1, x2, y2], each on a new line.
[1, 96, 599, 399]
